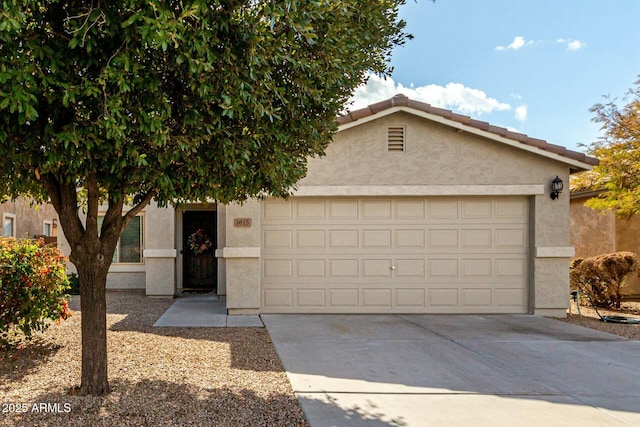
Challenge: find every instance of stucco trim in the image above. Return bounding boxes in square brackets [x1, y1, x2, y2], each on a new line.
[293, 185, 545, 197]
[108, 265, 146, 273]
[535, 247, 576, 258]
[143, 249, 178, 258]
[216, 247, 261, 258]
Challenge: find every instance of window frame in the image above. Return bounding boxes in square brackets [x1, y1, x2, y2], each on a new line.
[43, 220, 53, 237]
[3, 213, 16, 237]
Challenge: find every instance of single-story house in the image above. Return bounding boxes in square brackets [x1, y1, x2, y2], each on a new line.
[570, 189, 640, 298]
[57, 94, 598, 317]
[1, 198, 59, 241]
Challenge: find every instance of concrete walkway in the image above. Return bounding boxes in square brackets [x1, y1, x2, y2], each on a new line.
[263, 314, 640, 427]
[153, 295, 263, 327]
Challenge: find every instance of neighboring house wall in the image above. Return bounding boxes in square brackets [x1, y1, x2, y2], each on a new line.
[570, 194, 640, 298]
[0, 198, 59, 240]
[570, 195, 615, 258]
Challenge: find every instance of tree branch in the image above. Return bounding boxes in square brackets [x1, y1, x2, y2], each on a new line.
[41, 173, 85, 239]
[86, 174, 100, 238]
[124, 189, 157, 222]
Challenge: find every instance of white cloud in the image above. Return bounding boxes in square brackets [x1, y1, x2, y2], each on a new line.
[515, 105, 528, 122]
[495, 36, 533, 51]
[557, 38, 586, 50]
[347, 74, 511, 117]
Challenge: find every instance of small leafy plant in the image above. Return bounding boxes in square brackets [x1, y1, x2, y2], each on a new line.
[67, 272, 80, 295]
[0, 238, 72, 348]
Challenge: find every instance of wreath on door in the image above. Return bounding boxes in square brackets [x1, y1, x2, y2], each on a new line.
[187, 229, 213, 255]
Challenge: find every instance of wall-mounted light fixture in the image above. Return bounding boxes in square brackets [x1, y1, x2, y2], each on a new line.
[52, 218, 58, 227]
[550, 176, 563, 200]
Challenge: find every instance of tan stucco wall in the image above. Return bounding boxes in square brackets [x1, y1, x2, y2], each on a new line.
[570, 197, 640, 298]
[0, 198, 59, 239]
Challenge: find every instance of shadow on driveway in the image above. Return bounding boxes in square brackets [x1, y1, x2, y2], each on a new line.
[263, 314, 640, 427]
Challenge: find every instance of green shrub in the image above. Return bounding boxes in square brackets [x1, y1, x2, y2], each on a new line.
[67, 272, 80, 295]
[570, 251, 638, 309]
[0, 238, 72, 348]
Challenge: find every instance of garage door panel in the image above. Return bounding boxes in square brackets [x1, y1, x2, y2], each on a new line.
[263, 199, 293, 220]
[362, 259, 393, 277]
[362, 200, 392, 219]
[296, 230, 326, 248]
[496, 258, 526, 277]
[495, 288, 526, 307]
[296, 200, 326, 219]
[429, 289, 459, 307]
[362, 229, 392, 248]
[328, 259, 359, 277]
[495, 228, 527, 248]
[461, 229, 492, 248]
[263, 289, 293, 308]
[262, 197, 529, 314]
[329, 289, 359, 307]
[397, 229, 426, 247]
[329, 230, 359, 248]
[496, 199, 528, 218]
[427, 229, 458, 248]
[428, 200, 458, 219]
[461, 200, 493, 219]
[297, 259, 326, 278]
[461, 259, 492, 278]
[297, 289, 326, 307]
[396, 288, 426, 306]
[362, 289, 393, 307]
[428, 259, 458, 278]
[329, 200, 359, 219]
[395, 259, 425, 277]
[462, 289, 493, 307]
[396, 200, 426, 219]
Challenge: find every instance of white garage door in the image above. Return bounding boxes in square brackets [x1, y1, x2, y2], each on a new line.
[261, 197, 529, 314]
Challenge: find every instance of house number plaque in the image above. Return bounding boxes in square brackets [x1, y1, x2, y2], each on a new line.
[233, 218, 252, 228]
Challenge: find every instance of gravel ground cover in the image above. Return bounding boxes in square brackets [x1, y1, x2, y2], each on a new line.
[0, 292, 307, 427]
[3, 291, 638, 426]
[560, 300, 640, 340]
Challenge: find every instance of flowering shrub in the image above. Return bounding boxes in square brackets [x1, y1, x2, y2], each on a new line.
[0, 238, 71, 348]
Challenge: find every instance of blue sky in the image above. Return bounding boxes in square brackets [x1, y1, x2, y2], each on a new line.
[349, 0, 640, 153]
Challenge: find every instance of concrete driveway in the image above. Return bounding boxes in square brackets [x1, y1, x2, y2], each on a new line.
[262, 314, 640, 427]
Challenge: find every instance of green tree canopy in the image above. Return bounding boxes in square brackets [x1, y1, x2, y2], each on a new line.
[573, 77, 640, 218]
[0, 0, 409, 395]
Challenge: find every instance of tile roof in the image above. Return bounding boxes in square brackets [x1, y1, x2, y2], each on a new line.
[339, 94, 599, 168]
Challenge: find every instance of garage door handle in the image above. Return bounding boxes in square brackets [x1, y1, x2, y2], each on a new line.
[390, 266, 397, 270]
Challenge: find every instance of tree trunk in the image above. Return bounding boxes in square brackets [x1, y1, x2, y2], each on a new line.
[76, 261, 111, 395]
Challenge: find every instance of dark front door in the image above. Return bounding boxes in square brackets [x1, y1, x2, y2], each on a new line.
[183, 211, 217, 292]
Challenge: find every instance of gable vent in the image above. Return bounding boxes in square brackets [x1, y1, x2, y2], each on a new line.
[387, 126, 405, 152]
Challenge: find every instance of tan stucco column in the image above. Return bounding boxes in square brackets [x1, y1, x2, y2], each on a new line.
[219, 200, 262, 314]
[532, 176, 574, 317]
[144, 204, 177, 297]
[144, 250, 177, 296]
